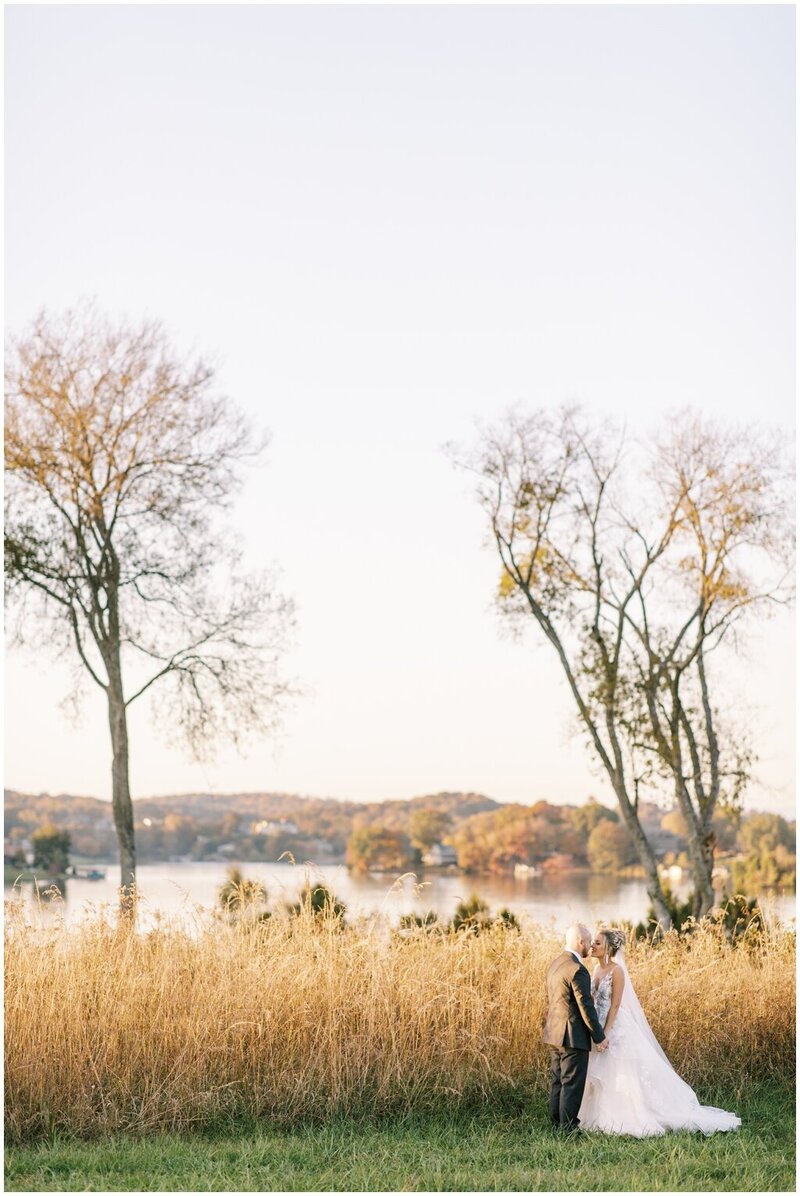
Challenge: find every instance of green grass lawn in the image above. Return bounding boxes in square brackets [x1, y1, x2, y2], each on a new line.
[5, 1086, 794, 1192]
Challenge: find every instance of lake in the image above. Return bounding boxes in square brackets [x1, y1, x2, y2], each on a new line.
[4, 860, 795, 930]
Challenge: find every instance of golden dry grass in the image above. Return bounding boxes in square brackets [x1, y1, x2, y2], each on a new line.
[4, 898, 795, 1141]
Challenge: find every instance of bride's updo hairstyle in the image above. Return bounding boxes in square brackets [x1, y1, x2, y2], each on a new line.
[599, 927, 626, 963]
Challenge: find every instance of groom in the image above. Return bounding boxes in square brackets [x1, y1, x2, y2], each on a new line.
[543, 922, 608, 1134]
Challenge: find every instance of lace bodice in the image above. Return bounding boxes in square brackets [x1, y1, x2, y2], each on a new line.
[592, 970, 614, 1027]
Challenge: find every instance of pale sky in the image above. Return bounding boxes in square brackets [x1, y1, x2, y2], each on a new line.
[4, 5, 795, 814]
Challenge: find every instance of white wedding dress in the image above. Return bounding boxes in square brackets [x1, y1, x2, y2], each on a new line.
[578, 953, 741, 1137]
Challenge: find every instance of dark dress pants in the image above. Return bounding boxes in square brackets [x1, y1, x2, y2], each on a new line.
[549, 1047, 589, 1130]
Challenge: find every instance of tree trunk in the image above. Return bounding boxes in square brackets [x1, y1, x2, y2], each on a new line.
[616, 795, 673, 930]
[107, 668, 136, 913]
[644, 867, 674, 932]
[689, 827, 716, 919]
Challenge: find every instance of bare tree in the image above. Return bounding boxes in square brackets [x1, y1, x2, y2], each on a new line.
[5, 303, 296, 909]
[456, 406, 792, 926]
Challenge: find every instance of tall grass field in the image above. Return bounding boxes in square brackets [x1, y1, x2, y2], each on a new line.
[5, 895, 794, 1145]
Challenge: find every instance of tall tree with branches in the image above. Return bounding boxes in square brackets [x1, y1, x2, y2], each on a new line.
[457, 406, 792, 926]
[5, 304, 295, 908]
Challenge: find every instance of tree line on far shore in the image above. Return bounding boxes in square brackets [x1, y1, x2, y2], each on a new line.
[5, 788, 794, 893]
[343, 798, 794, 891]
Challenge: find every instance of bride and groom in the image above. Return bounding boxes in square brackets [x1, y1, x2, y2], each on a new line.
[544, 922, 741, 1137]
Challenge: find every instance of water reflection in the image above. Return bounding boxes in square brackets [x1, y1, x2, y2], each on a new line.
[4, 860, 795, 930]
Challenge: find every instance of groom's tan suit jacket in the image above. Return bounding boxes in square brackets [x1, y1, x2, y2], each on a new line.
[543, 950, 607, 1051]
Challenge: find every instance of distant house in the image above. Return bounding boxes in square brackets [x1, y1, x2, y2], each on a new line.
[251, 820, 298, 836]
[422, 843, 458, 867]
[4, 838, 31, 866]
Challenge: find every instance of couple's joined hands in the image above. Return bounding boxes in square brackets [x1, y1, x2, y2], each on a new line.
[595, 1039, 610, 1053]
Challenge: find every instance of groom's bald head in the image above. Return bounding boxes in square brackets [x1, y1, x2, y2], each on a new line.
[565, 923, 592, 957]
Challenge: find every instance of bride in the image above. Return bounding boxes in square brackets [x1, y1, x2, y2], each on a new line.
[578, 927, 741, 1137]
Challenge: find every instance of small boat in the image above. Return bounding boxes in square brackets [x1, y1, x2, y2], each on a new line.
[65, 865, 107, 880]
